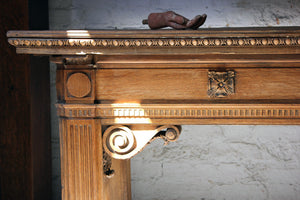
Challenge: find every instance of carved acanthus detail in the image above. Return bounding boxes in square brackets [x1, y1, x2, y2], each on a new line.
[102, 125, 181, 159]
[103, 150, 114, 178]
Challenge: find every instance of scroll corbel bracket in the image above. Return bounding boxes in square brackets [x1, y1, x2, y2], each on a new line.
[103, 125, 182, 160]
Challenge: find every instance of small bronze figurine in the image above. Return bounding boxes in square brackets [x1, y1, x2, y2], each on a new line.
[143, 11, 207, 30]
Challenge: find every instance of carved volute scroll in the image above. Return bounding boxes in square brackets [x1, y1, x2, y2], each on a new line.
[103, 125, 181, 159]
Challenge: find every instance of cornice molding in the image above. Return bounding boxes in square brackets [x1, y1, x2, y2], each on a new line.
[7, 27, 300, 55]
[56, 104, 300, 120]
[8, 36, 300, 49]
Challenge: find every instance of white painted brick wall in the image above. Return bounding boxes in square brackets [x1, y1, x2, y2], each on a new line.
[49, 0, 300, 199]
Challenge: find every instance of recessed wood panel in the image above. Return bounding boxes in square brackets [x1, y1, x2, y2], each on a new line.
[59, 119, 103, 200]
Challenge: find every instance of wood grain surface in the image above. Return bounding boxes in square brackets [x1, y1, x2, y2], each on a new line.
[1, 1, 51, 200]
[7, 26, 300, 200]
[96, 68, 300, 101]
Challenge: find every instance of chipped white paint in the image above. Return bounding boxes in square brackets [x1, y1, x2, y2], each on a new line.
[49, 0, 300, 199]
[132, 125, 300, 200]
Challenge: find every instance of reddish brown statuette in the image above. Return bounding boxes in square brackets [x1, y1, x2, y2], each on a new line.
[142, 11, 207, 30]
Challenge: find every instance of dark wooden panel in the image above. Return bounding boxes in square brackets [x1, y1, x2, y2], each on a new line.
[0, 1, 31, 199]
[30, 56, 51, 200]
[0, 0, 51, 199]
[29, 2, 51, 198]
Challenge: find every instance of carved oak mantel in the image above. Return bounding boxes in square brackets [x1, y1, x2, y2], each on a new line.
[7, 27, 300, 200]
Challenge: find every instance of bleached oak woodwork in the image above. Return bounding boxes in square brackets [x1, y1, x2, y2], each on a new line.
[7, 27, 300, 200]
[103, 125, 181, 159]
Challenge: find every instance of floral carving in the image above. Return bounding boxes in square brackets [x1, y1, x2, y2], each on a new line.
[208, 71, 235, 98]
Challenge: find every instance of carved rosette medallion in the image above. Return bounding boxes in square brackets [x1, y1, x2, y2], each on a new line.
[208, 71, 235, 98]
[66, 72, 92, 98]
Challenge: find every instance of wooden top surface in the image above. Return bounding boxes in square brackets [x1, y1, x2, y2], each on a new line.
[7, 27, 300, 55]
[7, 27, 300, 38]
